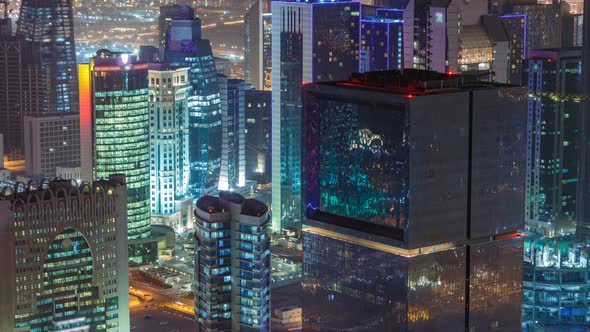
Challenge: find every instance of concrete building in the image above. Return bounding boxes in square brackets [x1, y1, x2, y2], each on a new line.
[148, 64, 193, 232]
[194, 192, 270, 331]
[0, 175, 130, 331]
[301, 70, 527, 331]
[23, 112, 81, 178]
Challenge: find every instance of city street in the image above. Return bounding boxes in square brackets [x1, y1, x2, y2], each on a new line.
[130, 306, 194, 331]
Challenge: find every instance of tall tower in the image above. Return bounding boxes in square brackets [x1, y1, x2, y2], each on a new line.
[164, 18, 222, 196]
[79, 50, 156, 263]
[301, 70, 527, 331]
[17, 0, 79, 113]
[577, 0, 590, 240]
[194, 192, 270, 332]
[148, 64, 193, 232]
[159, 4, 195, 60]
[271, 0, 361, 234]
[244, 0, 271, 90]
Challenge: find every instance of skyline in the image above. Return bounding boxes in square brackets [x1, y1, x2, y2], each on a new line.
[0, 0, 589, 331]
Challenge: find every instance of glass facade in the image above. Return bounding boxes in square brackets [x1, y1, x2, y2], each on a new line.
[93, 62, 151, 242]
[165, 19, 222, 196]
[524, 49, 583, 230]
[360, 16, 403, 72]
[271, 0, 361, 234]
[17, 0, 78, 114]
[301, 72, 527, 331]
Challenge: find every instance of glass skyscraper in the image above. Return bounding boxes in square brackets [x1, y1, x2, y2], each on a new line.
[164, 18, 222, 196]
[271, 0, 361, 234]
[524, 48, 583, 234]
[17, 0, 78, 113]
[79, 50, 156, 263]
[301, 70, 527, 331]
[194, 192, 270, 331]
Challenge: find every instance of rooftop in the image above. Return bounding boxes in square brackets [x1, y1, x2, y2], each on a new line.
[307, 69, 516, 97]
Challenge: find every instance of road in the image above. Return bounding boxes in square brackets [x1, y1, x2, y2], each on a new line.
[130, 306, 194, 332]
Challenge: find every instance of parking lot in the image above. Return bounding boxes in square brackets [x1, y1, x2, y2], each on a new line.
[130, 307, 194, 331]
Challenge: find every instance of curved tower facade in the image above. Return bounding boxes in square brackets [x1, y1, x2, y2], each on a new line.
[79, 50, 155, 263]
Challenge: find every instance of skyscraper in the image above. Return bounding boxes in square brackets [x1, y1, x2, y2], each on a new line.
[218, 76, 246, 191]
[194, 192, 271, 331]
[0, 4, 45, 162]
[79, 50, 156, 263]
[245, 88, 271, 183]
[159, 4, 195, 60]
[164, 18, 222, 196]
[0, 175, 130, 331]
[17, 0, 79, 114]
[271, 0, 361, 234]
[500, 14, 527, 85]
[301, 70, 527, 331]
[244, 0, 272, 90]
[524, 48, 583, 234]
[148, 63, 193, 232]
[360, 15, 403, 73]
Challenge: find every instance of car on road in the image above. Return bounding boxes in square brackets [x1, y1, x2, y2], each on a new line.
[143, 315, 152, 319]
[160, 321, 169, 326]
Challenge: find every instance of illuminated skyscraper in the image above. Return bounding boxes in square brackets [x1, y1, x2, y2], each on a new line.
[244, 0, 272, 90]
[271, 0, 361, 234]
[360, 15, 403, 72]
[524, 48, 582, 233]
[164, 18, 222, 196]
[148, 64, 193, 232]
[218, 76, 246, 191]
[194, 192, 270, 331]
[79, 50, 156, 263]
[301, 70, 527, 331]
[0, 3, 45, 162]
[17, 0, 79, 113]
[500, 14, 527, 85]
[245, 89, 271, 183]
[0, 175, 130, 331]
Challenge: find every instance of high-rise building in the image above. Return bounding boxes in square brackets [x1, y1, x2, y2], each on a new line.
[511, 3, 564, 54]
[301, 70, 527, 331]
[79, 50, 156, 263]
[575, 0, 590, 242]
[245, 89, 271, 184]
[148, 63, 193, 232]
[159, 4, 195, 60]
[17, 0, 79, 114]
[194, 192, 270, 331]
[0, 6, 45, 162]
[500, 14, 527, 85]
[561, 14, 583, 48]
[164, 18, 222, 196]
[139, 45, 160, 63]
[0, 175, 130, 331]
[271, 0, 361, 234]
[23, 112, 81, 178]
[524, 48, 582, 234]
[218, 76, 246, 191]
[360, 15, 403, 72]
[244, 0, 272, 90]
